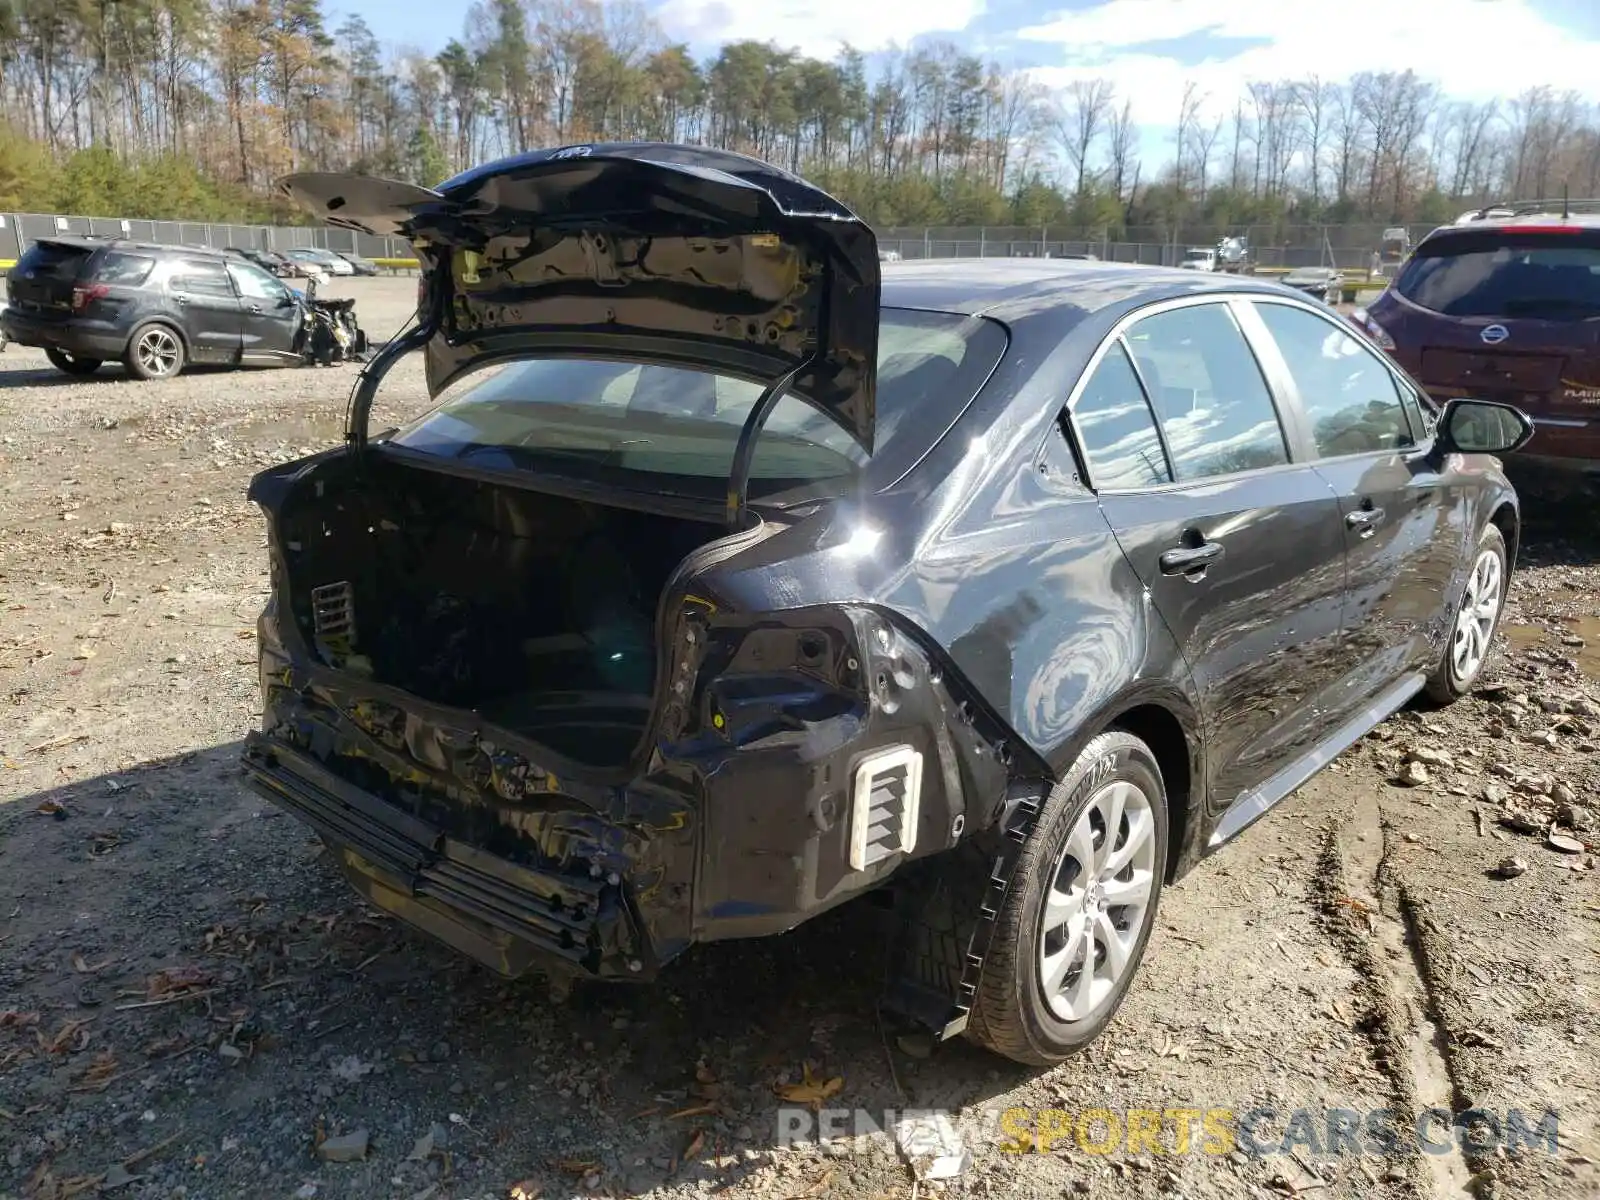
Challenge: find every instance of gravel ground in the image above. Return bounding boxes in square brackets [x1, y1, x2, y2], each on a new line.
[1, 278, 1596, 1200]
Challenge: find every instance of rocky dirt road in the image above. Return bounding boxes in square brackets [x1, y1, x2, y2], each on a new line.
[1, 279, 1596, 1200]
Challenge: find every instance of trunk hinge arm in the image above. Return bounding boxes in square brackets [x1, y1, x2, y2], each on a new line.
[344, 262, 445, 455]
[725, 356, 815, 530]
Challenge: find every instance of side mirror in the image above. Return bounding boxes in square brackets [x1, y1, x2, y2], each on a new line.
[1436, 398, 1535, 456]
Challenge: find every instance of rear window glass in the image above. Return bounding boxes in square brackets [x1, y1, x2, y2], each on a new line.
[1396, 231, 1600, 318]
[387, 309, 1007, 502]
[15, 242, 92, 279]
[92, 252, 155, 286]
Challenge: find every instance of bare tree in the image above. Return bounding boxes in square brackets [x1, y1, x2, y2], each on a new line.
[1192, 115, 1223, 204]
[1054, 77, 1113, 196]
[1228, 98, 1249, 192]
[1294, 76, 1333, 205]
[1105, 94, 1137, 203]
[1329, 82, 1360, 204]
[1172, 80, 1201, 193]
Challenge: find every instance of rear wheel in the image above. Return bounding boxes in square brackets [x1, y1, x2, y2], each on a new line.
[966, 731, 1168, 1065]
[1425, 524, 1507, 705]
[45, 348, 102, 376]
[124, 324, 185, 380]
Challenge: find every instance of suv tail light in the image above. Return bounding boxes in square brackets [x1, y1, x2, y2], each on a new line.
[71, 283, 110, 312]
[1350, 306, 1395, 351]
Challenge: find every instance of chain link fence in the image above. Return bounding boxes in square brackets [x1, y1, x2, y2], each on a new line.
[0, 212, 1442, 273]
[0, 212, 416, 266]
[877, 223, 1439, 271]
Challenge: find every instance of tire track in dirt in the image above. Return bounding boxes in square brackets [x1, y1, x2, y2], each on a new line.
[1314, 787, 1477, 1200]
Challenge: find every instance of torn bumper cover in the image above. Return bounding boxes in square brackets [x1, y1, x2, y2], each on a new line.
[241, 610, 1013, 987]
[243, 733, 643, 978]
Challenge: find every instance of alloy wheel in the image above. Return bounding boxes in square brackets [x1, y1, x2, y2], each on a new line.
[1451, 547, 1502, 682]
[136, 328, 181, 376]
[1036, 779, 1158, 1022]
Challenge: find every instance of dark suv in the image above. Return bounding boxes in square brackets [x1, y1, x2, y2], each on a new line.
[1356, 202, 1600, 491]
[2, 237, 307, 379]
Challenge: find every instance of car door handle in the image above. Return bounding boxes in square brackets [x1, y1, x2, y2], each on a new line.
[1345, 507, 1386, 537]
[174, 295, 188, 304]
[247, 304, 262, 314]
[1158, 541, 1224, 576]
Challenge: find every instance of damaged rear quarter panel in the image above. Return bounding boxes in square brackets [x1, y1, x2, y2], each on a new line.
[692, 311, 1208, 876]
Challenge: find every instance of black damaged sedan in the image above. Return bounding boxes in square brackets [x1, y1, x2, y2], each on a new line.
[245, 143, 1533, 1065]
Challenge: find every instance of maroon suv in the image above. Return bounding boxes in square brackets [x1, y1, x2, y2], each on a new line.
[1354, 206, 1600, 490]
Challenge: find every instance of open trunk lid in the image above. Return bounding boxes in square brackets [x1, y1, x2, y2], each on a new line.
[279, 143, 882, 451]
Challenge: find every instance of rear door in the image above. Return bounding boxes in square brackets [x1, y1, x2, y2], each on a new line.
[1245, 298, 1463, 702]
[6, 241, 95, 320]
[227, 261, 303, 360]
[165, 259, 243, 363]
[1066, 297, 1351, 818]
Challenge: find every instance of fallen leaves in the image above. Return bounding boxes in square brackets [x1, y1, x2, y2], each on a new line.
[69, 1050, 123, 1093]
[145, 966, 213, 998]
[36, 1017, 92, 1055]
[773, 1063, 843, 1111]
[23, 1161, 102, 1200]
[113, 967, 220, 1011]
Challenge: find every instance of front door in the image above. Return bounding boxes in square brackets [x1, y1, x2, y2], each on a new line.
[227, 261, 304, 361]
[1066, 299, 1350, 819]
[166, 259, 243, 364]
[1245, 298, 1464, 704]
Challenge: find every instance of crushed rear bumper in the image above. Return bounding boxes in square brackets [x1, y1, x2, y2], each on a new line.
[243, 733, 641, 979]
[242, 602, 1009, 988]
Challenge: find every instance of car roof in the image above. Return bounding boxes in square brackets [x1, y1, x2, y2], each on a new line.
[879, 258, 1286, 321]
[32, 237, 240, 262]
[1436, 198, 1600, 235]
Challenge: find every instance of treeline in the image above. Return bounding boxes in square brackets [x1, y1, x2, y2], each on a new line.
[2, 0, 1599, 232]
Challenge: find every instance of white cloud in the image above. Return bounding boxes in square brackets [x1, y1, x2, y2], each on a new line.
[1019, 0, 1600, 128]
[652, 0, 987, 59]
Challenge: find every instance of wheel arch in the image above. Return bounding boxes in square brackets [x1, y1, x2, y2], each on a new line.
[1044, 684, 1207, 884]
[1488, 498, 1519, 573]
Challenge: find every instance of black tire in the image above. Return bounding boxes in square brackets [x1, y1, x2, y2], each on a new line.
[45, 347, 102, 376]
[966, 730, 1169, 1066]
[1424, 523, 1508, 705]
[123, 323, 186, 380]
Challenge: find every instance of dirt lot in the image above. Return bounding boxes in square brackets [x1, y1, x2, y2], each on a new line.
[1, 278, 1597, 1200]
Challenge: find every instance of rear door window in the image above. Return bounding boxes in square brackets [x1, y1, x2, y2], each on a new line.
[1068, 341, 1170, 489]
[91, 252, 155, 286]
[170, 260, 235, 298]
[1254, 301, 1414, 457]
[1125, 302, 1290, 480]
[1395, 230, 1600, 319]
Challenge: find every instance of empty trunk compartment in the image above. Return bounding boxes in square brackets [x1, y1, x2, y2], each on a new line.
[272, 456, 738, 768]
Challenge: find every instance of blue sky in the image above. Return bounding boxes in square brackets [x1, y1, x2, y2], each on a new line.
[333, 0, 1600, 159]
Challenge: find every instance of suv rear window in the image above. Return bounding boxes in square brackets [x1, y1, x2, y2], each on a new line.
[1396, 229, 1600, 319]
[14, 242, 92, 279]
[92, 251, 155, 286]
